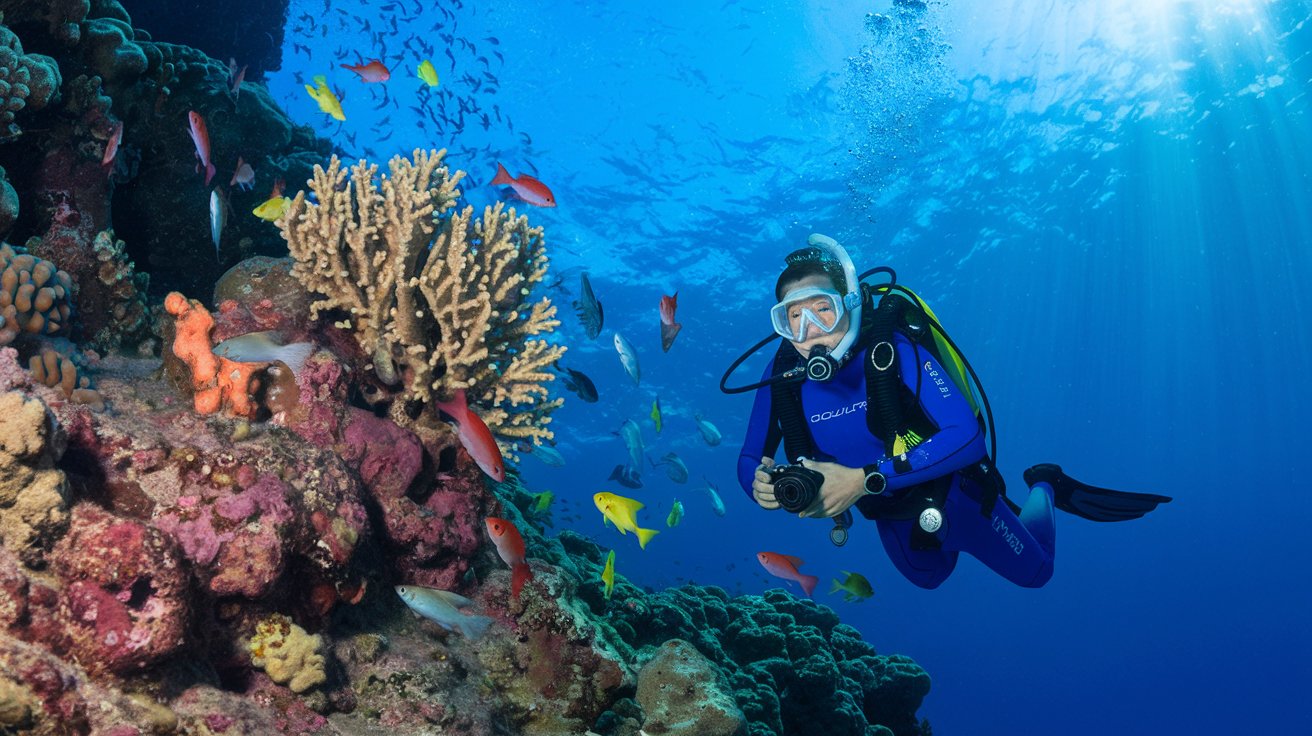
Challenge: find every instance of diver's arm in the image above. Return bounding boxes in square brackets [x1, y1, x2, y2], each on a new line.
[737, 359, 779, 500]
[876, 334, 986, 494]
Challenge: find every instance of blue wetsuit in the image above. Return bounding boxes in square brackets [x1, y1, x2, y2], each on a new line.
[737, 333, 1054, 588]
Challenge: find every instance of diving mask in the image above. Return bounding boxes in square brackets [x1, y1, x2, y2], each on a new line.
[770, 286, 846, 342]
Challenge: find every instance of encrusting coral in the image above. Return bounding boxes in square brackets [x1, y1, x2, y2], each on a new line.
[0, 391, 68, 568]
[249, 613, 328, 694]
[279, 149, 565, 456]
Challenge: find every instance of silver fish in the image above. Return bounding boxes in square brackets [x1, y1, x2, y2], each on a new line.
[395, 585, 493, 639]
[532, 444, 566, 467]
[694, 413, 722, 446]
[572, 272, 604, 340]
[213, 331, 315, 374]
[650, 451, 689, 484]
[703, 477, 726, 517]
[617, 418, 644, 470]
[608, 463, 643, 489]
[614, 332, 640, 385]
[209, 187, 228, 260]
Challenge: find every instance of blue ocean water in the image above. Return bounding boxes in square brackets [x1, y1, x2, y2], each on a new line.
[269, 0, 1312, 733]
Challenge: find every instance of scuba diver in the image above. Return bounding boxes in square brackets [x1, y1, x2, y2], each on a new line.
[723, 235, 1171, 588]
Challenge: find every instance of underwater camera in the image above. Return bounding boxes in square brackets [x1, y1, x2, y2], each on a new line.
[768, 463, 827, 513]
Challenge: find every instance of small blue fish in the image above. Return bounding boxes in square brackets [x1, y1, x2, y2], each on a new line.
[694, 413, 722, 446]
[703, 477, 726, 517]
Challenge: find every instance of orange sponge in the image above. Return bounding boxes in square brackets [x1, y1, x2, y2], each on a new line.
[163, 292, 265, 418]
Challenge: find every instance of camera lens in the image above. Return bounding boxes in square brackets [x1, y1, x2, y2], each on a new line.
[773, 467, 820, 513]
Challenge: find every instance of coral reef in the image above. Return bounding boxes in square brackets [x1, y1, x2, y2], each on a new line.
[249, 613, 328, 694]
[0, 18, 61, 141]
[280, 150, 565, 457]
[121, 0, 291, 80]
[0, 391, 68, 568]
[636, 639, 747, 736]
[27, 348, 103, 410]
[0, 243, 73, 345]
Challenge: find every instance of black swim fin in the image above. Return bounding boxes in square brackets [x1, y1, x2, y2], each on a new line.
[1023, 463, 1172, 522]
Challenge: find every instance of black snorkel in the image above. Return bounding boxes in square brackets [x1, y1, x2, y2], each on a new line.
[718, 266, 898, 395]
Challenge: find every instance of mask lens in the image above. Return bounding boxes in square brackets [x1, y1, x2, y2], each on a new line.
[771, 288, 844, 341]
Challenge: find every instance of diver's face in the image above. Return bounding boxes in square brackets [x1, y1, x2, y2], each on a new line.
[779, 274, 849, 356]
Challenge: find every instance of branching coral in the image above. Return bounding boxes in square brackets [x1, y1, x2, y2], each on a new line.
[280, 149, 565, 455]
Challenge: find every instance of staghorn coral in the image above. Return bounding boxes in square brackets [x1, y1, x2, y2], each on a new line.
[249, 613, 327, 694]
[0, 17, 62, 141]
[280, 150, 565, 456]
[0, 391, 68, 569]
[0, 243, 73, 346]
[27, 349, 104, 410]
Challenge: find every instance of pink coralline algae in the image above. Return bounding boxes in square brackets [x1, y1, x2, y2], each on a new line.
[49, 503, 190, 675]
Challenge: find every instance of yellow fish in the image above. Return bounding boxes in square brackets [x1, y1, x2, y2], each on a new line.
[252, 196, 291, 222]
[601, 549, 615, 600]
[417, 59, 440, 88]
[593, 492, 659, 549]
[650, 397, 662, 433]
[532, 490, 554, 515]
[304, 75, 345, 121]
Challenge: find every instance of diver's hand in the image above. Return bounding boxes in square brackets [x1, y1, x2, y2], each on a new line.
[752, 457, 780, 510]
[796, 457, 867, 519]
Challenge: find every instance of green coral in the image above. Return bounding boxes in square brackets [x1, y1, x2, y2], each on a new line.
[248, 613, 327, 694]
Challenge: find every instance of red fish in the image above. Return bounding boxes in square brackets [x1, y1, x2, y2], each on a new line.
[228, 59, 247, 99]
[341, 59, 391, 83]
[757, 552, 819, 597]
[187, 111, 216, 186]
[485, 517, 533, 599]
[230, 156, 254, 190]
[102, 120, 123, 169]
[434, 389, 506, 481]
[659, 292, 682, 352]
[491, 163, 556, 207]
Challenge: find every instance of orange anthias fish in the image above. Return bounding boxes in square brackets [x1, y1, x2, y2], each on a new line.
[757, 551, 819, 597]
[434, 389, 506, 481]
[102, 120, 123, 169]
[659, 292, 682, 352]
[491, 162, 556, 207]
[230, 156, 254, 190]
[187, 110, 216, 186]
[341, 59, 391, 83]
[485, 517, 533, 599]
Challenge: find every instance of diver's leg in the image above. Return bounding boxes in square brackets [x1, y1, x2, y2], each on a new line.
[875, 518, 959, 589]
[942, 480, 1054, 588]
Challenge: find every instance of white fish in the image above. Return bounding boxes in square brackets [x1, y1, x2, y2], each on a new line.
[694, 413, 722, 446]
[703, 477, 726, 517]
[213, 331, 315, 374]
[616, 418, 644, 470]
[613, 332, 640, 385]
[209, 187, 228, 260]
[395, 585, 493, 639]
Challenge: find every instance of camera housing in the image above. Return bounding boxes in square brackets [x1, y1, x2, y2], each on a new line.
[767, 463, 827, 513]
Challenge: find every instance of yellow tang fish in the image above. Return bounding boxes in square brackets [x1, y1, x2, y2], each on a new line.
[666, 499, 684, 527]
[650, 397, 662, 433]
[601, 549, 615, 600]
[593, 492, 659, 549]
[417, 59, 440, 88]
[304, 75, 345, 121]
[252, 196, 291, 223]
